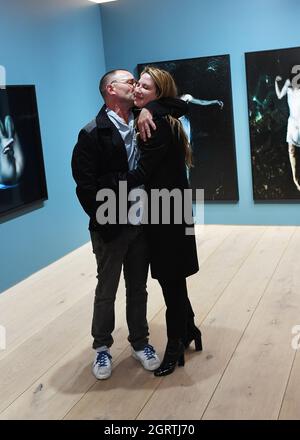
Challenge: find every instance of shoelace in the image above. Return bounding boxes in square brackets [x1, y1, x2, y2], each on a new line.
[96, 351, 112, 367]
[143, 344, 156, 360]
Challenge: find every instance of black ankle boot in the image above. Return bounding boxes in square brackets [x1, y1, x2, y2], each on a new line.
[154, 339, 185, 377]
[183, 324, 202, 351]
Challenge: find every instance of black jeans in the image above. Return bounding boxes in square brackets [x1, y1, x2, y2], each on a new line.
[158, 278, 195, 340]
[90, 226, 149, 351]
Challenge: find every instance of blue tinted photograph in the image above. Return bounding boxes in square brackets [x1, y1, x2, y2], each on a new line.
[245, 46, 300, 201]
[138, 55, 238, 202]
[0, 86, 47, 216]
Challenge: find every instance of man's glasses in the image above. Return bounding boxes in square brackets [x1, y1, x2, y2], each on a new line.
[110, 79, 137, 87]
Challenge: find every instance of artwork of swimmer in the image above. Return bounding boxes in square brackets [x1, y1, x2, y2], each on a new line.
[275, 72, 300, 192]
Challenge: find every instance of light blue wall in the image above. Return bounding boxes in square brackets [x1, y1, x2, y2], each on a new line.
[1, 0, 300, 292]
[0, 0, 106, 292]
[100, 0, 300, 226]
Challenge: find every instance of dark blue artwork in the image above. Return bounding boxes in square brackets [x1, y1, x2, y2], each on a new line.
[0, 86, 47, 216]
[138, 55, 238, 202]
[245, 46, 300, 201]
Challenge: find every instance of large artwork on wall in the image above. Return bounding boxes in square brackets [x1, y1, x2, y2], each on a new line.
[0, 85, 48, 217]
[138, 55, 239, 201]
[245, 46, 300, 201]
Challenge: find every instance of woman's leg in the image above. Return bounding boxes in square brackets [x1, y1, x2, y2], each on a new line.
[288, 143, 300, 191]
[158, 278, 188, 340]
[184, 296, 202, 351]
[154, 278, 188, 376]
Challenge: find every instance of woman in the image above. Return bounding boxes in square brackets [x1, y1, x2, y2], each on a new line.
[179, 93, 223, 182]
[112, 67, 202, 376]
[275, 74, 300, 191]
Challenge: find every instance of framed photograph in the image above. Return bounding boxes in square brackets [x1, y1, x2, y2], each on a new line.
[245, 46, 300, 201]
[137, 55, 239, 201]
[0, 85, 48, 217]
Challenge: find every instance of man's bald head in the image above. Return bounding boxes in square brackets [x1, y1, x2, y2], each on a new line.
[99, 69, 132, 98]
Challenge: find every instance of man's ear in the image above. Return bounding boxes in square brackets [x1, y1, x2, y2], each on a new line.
[106, 84, 115, 96]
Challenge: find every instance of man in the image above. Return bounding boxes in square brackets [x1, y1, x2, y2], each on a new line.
[72, 69, 184, 380]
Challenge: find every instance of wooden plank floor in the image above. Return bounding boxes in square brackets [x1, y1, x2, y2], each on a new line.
[1, 225, 300, 420]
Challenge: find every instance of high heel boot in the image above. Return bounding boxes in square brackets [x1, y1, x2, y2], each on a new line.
[154, 339, 185, 377]
[183, 324, 202, 351]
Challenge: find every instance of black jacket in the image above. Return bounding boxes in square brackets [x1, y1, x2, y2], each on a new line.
[100, 114, 199, 279]
[71, 98, 188, 243]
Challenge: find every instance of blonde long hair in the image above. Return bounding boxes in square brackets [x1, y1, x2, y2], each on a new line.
[141, 66, 193, 168]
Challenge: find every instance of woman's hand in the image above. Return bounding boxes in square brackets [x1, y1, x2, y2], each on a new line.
[137, 108, 157, 142]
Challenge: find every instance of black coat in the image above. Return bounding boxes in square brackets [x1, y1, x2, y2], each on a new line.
[105, 114, 199, 280]
[71, 99, 188, 243]
[72, 105, 127, 242]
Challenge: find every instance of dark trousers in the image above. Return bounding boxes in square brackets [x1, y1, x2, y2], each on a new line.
[158, 278, 195, 340]
[90, 226, 149, 351]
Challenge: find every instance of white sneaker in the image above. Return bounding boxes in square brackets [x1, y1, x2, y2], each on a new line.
[92, 346, 112, 380]
[132, 344, 160, 371]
